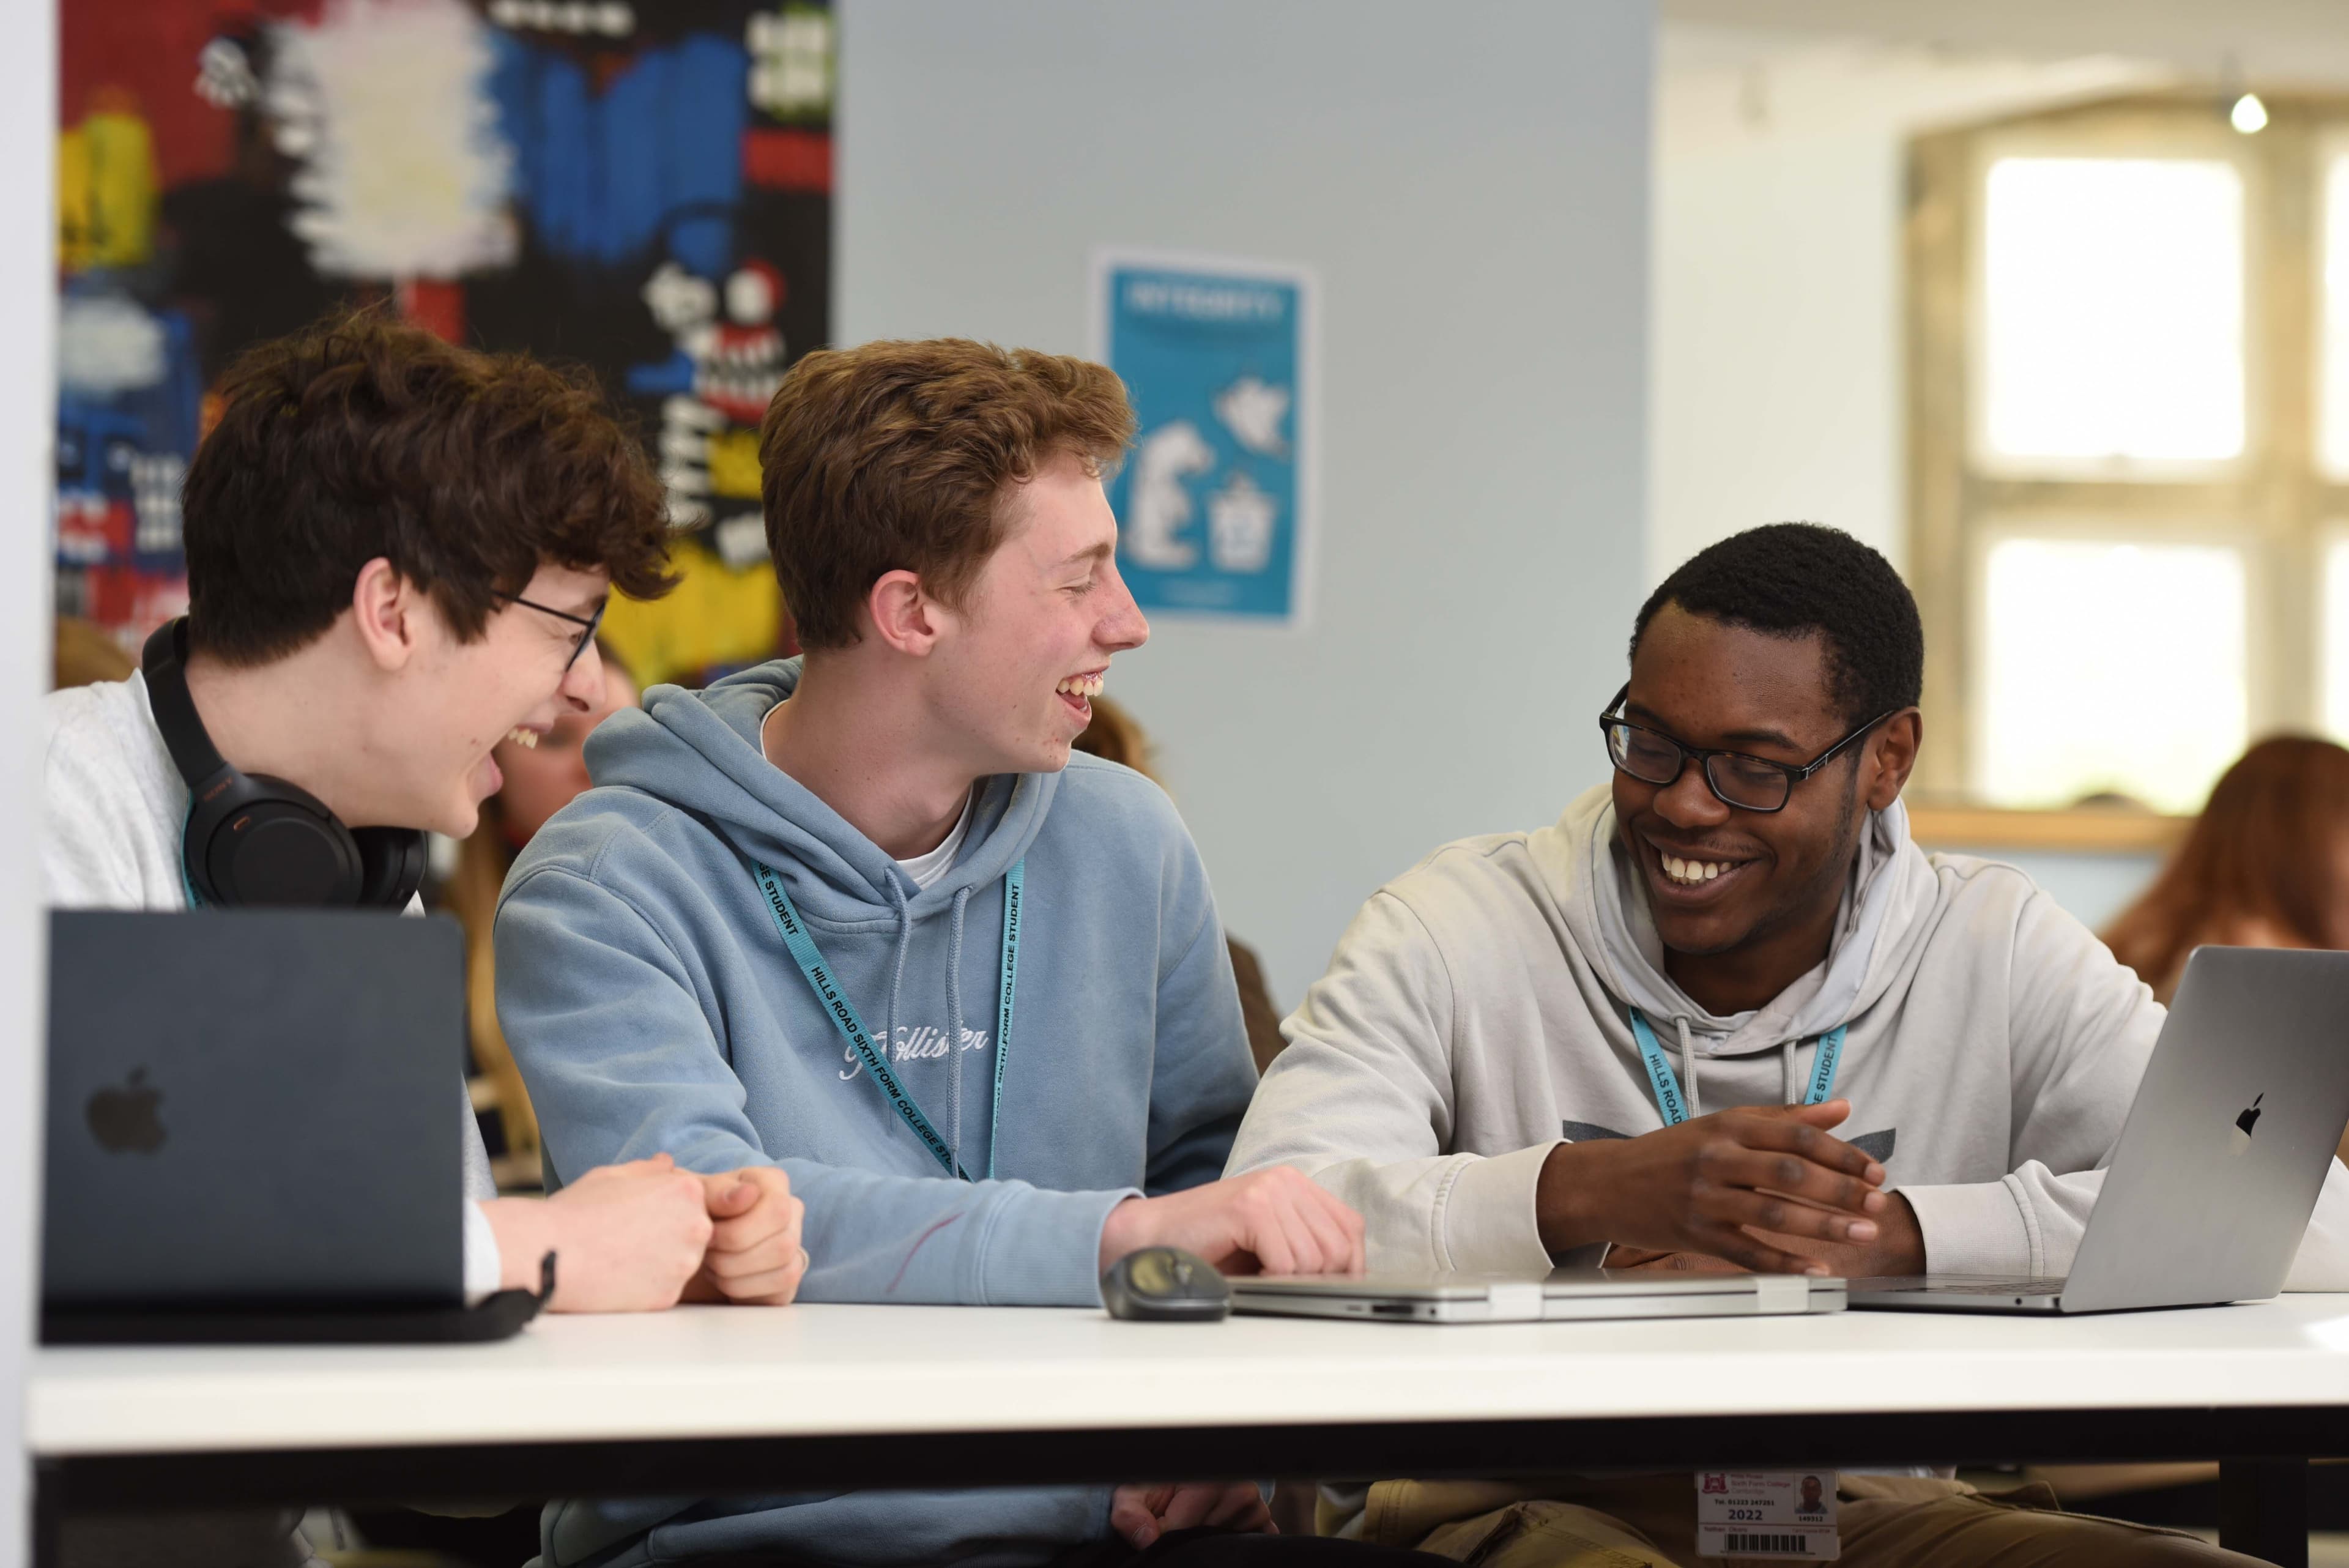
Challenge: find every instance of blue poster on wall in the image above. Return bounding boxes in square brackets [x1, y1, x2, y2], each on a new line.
[1094, 251, 1316, 625]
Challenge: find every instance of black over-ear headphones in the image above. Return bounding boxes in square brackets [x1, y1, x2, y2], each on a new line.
[141, 617, 427, 909]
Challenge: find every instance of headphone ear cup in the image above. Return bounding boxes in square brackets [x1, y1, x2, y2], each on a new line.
[146, 619, 402, 910]
[353, 827, 429, 911]
[196, 792, 366, 907]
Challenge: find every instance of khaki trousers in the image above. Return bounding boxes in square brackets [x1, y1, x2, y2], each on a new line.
[1354, 1474, 2256, 1568]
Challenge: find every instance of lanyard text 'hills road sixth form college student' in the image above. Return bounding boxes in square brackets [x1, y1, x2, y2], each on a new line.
[753, 858, 1023, 1181]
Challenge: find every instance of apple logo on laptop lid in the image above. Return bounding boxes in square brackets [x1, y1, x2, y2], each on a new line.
[2232, 1093, 2263, 1154]
[87, 1068, 166, 1154]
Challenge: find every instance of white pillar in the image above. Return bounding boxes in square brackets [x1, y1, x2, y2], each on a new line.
[2, 0, 59, 1561]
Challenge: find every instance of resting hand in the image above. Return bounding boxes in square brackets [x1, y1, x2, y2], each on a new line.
[483, 1153, 711, 1312]
[1108, 1482, 1273, 1548]
[1603, 1190, 1925, 1277]
[1600, 1246, 1745, 1274]
[1537, 1101, 1888, 1275]
[1097, 1167, 1365, 1277]
[684, 1166, 809, 1306]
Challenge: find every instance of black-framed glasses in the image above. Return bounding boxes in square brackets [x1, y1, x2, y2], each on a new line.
[1598, 684, 1899, 813]
[492, 590, 605, 672]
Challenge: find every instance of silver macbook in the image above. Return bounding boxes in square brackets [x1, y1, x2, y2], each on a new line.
[1850, 946, 2349, 1315]
[1233, 1268, 1845, 1323]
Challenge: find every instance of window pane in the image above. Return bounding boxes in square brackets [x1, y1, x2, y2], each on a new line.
[1979, 538, 2246, 811]
[1982, 157, 2245, 465]
[2320, 154, 2349, 478]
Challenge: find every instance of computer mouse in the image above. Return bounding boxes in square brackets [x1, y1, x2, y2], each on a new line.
[1100, 1246, 1230, 1321]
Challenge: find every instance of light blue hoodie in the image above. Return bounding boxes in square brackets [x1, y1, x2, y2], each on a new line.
[495, 659, 1258, 1567]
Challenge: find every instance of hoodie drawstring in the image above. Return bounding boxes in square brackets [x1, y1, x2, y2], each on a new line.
[1672, 1016, 1701, 1120]
[1630, 1008, 1850, 1128]
[945, 886, 972, 1176]
[1686, 1019, 1820, 1110]
[882, 875, 914, 1113]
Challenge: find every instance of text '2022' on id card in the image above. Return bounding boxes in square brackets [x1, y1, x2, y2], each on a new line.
[1696, 1470, 1839, 1561]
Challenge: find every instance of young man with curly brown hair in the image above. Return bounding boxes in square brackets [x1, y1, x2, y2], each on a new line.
[44, 311, 807, 1326]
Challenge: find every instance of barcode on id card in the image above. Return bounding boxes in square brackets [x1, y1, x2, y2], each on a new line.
[1724, 1533, 1819, 1555]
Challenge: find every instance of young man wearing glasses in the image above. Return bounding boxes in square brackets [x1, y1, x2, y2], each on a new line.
[44, 312, 807, 1326]
[1228, 524, 2349, 1566]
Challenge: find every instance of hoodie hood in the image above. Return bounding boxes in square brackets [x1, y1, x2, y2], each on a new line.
[1555, 782, 1941, 1059]
[584, 657, 1056, 923]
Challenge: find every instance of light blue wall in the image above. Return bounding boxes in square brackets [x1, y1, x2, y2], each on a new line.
[837, 0, 1657, 1004]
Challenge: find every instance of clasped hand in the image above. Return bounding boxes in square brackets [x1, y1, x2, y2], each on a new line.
[1538, 1099, 1918, 1276]
[488, 1153, 809, 1312]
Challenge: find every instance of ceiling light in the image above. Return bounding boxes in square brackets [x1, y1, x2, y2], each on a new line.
[2232, 92, 2269, 135]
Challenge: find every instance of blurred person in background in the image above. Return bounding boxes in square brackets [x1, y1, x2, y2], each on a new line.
[54, 615, 136, 691]
[1073, 693, 1288, 1073]
[2104, 734, 2349, 1161]
[439, 642, 640, 1189]
[2104, 736, 2349, 1003]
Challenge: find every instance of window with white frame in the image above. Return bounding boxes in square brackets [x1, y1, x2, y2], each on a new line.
[1909, 98, 2349, 813]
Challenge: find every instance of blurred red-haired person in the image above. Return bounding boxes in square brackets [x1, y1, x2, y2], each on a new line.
[2103, 736, 2349, 1011]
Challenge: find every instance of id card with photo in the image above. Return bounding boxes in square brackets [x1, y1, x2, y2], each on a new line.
[1694, 1470, 1839, 1561]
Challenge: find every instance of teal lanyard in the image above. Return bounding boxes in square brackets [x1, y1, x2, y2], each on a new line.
[1627, 1009, 1847, 1127]
[752, 858, 1022, 1181]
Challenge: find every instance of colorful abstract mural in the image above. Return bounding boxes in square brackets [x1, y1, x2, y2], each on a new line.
[58, 0, 832, 686]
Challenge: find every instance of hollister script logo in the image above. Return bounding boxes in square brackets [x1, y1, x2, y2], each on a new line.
[840, 1025, 995, 1081]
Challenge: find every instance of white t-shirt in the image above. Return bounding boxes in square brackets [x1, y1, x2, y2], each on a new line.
[43, 672, 503, 1298]
[893, 791, 975, 891]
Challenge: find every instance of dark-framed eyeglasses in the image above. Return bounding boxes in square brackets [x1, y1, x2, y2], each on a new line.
[492, 590, 606, 672]
[1597, 683, 1900, 814]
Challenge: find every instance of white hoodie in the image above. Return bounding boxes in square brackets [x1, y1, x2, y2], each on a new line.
[1228, 784, 2349, 1287]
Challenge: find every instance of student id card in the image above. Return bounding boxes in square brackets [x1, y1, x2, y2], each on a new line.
[1695, 1470, 1839, 1560]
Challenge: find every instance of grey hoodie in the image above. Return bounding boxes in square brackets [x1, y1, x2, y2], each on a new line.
[1227, 784, 2349, 1287]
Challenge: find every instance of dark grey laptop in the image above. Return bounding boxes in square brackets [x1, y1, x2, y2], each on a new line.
[44, 909, 470, 1331]
[1850, 946, 2349, 1314]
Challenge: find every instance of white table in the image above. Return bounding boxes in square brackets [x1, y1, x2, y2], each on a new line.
[34, 1296, 2349, 1564]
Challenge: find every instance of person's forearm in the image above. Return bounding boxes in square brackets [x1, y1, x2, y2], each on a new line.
[1535, 1140, 1615, 1255]
[1871, 1192, 1925, 1274]
[480, 1198, 558, 1292]
[1099, 1195, 1142, 1276]
[783, 1156, 1130, 1306]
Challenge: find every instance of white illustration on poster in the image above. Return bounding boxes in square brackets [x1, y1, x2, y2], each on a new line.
[1214, 374, 1291, 458]
[1124, 420, 1216, 571]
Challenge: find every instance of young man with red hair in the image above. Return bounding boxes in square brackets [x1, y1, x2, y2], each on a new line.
[499, 338, 1382, 1567]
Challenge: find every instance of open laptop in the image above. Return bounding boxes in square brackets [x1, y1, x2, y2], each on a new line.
[1233, 1268, 1845, 1323]
[1849, 946, 2349, 1315]
[43, 908, 530, 1342]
